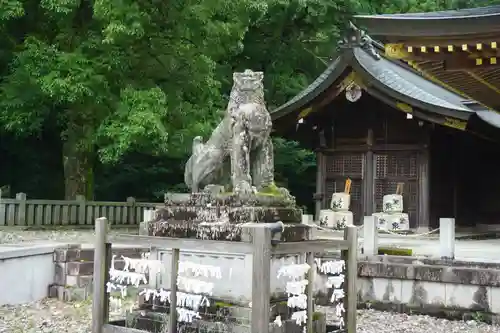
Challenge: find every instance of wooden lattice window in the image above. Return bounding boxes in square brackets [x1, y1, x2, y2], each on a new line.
[324, 179, 362, 202]
[375, 154, 417, 178]
[325, 154, 364, 177]
[374, 152, 419, 228]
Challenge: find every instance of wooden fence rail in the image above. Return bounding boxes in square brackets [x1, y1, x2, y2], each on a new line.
[0, 193, 160, 226]
[92, 218, 359, 333]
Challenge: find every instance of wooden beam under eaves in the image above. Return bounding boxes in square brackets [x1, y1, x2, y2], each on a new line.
[443, 56, 500, 71]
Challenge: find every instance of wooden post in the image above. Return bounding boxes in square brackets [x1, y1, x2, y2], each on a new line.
[417, 149, 430, 231]
[92, 217, 109, 333]
[169, 248, 180, 333]
[306, 252, 315, 333]
[126, 197, 136, 224]
[16, 193, 27, 226]
[363, 128, 375, 218]
[0, 190, 5, 226]
[343, 226, 358, 333]
[314, 152, 324, 221]
[251, 226, 272, 333]
[76, 195, 86, 225]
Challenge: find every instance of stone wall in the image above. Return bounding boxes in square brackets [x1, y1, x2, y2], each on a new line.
[49, 245, 147, 301]
[354, 255, 500, 324]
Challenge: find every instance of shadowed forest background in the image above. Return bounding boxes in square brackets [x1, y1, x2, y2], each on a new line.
[0, 0, 496, 213]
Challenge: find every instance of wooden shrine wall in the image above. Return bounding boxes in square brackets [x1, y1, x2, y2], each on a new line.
[316, 95, 426, 228]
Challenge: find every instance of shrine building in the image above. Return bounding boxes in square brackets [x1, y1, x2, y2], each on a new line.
[271, 16, 500, 231]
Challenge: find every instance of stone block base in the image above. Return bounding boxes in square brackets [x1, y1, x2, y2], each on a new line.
[153, 205, 302, 224]
[48, 284, 92, 302]
[143, 220, 310, 242]
[50, 245, 147, 302]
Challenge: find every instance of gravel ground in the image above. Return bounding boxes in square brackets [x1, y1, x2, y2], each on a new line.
[1, 300, 499, 333]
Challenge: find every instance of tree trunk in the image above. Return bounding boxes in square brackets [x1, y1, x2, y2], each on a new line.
[62, 111, 94, 200]
[63, 141, 94, 200]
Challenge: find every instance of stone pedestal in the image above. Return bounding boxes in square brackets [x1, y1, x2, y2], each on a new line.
[141, 192, 309, 242]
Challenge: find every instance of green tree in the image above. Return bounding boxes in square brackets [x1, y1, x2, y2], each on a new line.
[0, 0, 268, 199]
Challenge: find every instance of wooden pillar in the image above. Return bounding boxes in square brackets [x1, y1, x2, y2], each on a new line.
[314, 151, 325, 220]
[417, 128, 430, 232]
[452, 137, 459, 221]
[363, 128, 375, 217]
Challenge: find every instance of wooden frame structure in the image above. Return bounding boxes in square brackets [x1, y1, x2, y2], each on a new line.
[91, 217, 359, 333]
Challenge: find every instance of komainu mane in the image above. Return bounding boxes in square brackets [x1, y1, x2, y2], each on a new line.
[184, 69, 276, 195]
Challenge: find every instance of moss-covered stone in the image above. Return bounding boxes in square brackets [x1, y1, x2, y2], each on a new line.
[378, 247, 413, 256]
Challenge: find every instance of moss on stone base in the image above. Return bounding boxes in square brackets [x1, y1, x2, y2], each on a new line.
[377, 247, 413, 256]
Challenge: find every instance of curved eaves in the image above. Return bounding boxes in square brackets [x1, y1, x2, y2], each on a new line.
[351, 47, 474, 120]
[362, 85, 470, 127]
[476, 111, 500, 129]
[271, 55, 349, 120]
[357, 6, 500, 19]
[354, 6, 500, 37]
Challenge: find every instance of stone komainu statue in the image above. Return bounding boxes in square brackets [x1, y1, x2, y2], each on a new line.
[184, 69, 275, 194]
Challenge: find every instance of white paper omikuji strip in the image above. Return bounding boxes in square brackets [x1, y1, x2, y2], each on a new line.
[291, 310, 307, 325]
[318, 260, 345, 275]
[326, 274, 345, 289]
[177, 276, 214, 295]
[177, 308, 201, 323]
[139, 289, 210, 309]
[285, 279, 308, 296]
[122, 256, 162, 275]
[178, 261, 222, 279]
[277, 263, 311, 279]
[331, 288, 345, 302]
[287, 294, 307, 309]
[275, 262, 311, 326]
[174, 261, 223, 324]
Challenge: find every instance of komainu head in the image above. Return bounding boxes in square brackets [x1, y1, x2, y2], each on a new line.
[232, 69, 264, 94]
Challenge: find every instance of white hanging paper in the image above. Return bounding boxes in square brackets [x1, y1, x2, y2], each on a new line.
[330, 288, 345, 302]
[318, 260, 345, 275]
[335, 302, 345, 317]
[277, 264, 311, 280]
[177, 276, 214, 295]
[274, 315, 282, 327]
[291, 310, 307, 325]
[122, 255, 162, 276]
[109, 255, 148, 287]
[285, 280, 308, 296]
[177, 308, 201, 323]
[326, 274, 345, 289]
[178, 261, 222, 280]
[287, 294, 307, 309]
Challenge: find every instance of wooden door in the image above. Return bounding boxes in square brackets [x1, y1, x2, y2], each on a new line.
[323, 153, 364, 225]
[374, 152, 419, 228]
